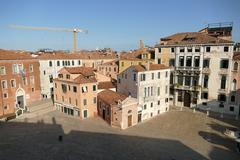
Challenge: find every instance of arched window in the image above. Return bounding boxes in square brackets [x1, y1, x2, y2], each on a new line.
[233, 62, 238, 71]
[231, 95, 235, 102]
[232, 79, 237, 91]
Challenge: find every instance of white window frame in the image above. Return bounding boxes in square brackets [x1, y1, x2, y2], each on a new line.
[1, 80, 7, 89]
[0, 66, 6, 75]
[10, 79, 16, 88]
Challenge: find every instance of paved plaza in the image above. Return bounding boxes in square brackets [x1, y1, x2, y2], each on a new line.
[0, 107, 239, 160]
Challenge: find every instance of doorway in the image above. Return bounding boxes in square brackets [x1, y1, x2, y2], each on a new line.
[184, 92, 191, 107]
[138, 113, 142, 123]
[128, 115, 132, 127]
[17, 95, 24, 109]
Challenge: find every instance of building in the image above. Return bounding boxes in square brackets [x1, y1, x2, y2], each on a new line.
[229, 52, 240, 116]
[155, 32, 236, 115]
[37, 51, 117, 99]
[53, 67, 98, 119]
[119, 49, 155, 73]
[97, 60, 119, 80]
[97, 89, 138, 129]
[0, 49, 41, 119]
[117, 63, 170, 121]
[98, 81, 116, 93]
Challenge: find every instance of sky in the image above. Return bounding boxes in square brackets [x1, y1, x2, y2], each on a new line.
[0, 0, 240, 52]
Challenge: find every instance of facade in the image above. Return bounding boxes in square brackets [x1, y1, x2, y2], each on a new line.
[37, 51, 117, 99]
[0, 49, 41, 119]
[155, 32, 237, 115]
[53, 67, 98, 119]
[229, 52, 240, 116]
[97, 89, 138, 129]
[117, 64, 170, 122]
[97, 60, 119, 80]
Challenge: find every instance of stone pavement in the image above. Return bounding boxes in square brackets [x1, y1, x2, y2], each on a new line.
[0, 107, 239, 160]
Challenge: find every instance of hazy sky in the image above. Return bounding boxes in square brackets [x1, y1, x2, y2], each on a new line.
[0, 0, 240, 51]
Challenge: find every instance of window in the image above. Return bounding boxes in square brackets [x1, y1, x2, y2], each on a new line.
[144, 104, 147, 110]
[230, 106, 234, 112]
[12, 64, 22, 74]
[171, 47, 175, 53]
[43, 70, 46, 75]
[158, 59, 161, 64]
[49, 75, 53, 83]
[73, 86, 77, 92]
[178, 75, 183, 85]
[203, 59, 210, 68]
[194, 56, 200, 67]
[151, 73, 154, 80]
[144, 87, 147, 97]
[83, 110, 88, 118]
[83, 99, 87, 106]
[118, 78, 121, 84]
[179, 56, 184, 67]
[202, 102, 207, 106]
[224, 46, 229, 52]
[1, 80, 7, 89]
[187, 47, 192, 52]
[195, 47, 200, 52]
[61, 84, 67, 93]
[68, 85, 71, 91]
[57, 61, 60, 66]
[158, 72, 160, 79]
[55, 83, 57, 88]
[220, 59, 229, 69]
[30, 76, 35, 85]
[220, 76, 227, 89]
[125, 73, 127, 79]
[169, 59, 175, 67]
[93, 97, 97, 104]
[233, 62, 238, 71]
[232, 79, 237, 91]
[180, 48, 185, 52]
[178, 91, 183, 102]
[165, 98, 168, 103]
[150, 103, 153, 108]
[206, 46, 211, 52]
[158, 100, 160, 105]
[165, 86, 168, 94]
[29, 64, 33, 72]
[49, 61, 52, 67]
[158, 48, 161, 53]
[78, 60, 81, 65]
[22, 77, 27, 85]
[62, 61, 65, 66]
[185, 76, 191, 86]
[218, 94, 226, 102]
[58, 74, 63, 78]
[72, 60, 74, 66]
[0, 66, 6, 75]
[75, 99, 78, 106]
[157, 87, 160, 96]
[93, 85, 96, 91]
[82, 86, 88, 93]
[201, 92, 208, 99]
[66, 74, 70, 79]
[186, 56, 192, 67]
[231, 95, 235, 102]
[170, 73, 173, 84]
[68, 61, 70, 66]
[151, 86, 153, 96]
[165, 71, 168, 78]
[3, 93, 8, 98]
[121, 62, 124, 67]
[203, 75, 209, 88]
[140, 74, 146, 81]
[133, 73, 136, 81]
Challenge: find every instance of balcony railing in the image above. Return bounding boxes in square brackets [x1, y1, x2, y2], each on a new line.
[202, 68, 211, 74]
[176, 66, 200, 71]
[218, 88, 227, 93]
[219, 68, 228, 75]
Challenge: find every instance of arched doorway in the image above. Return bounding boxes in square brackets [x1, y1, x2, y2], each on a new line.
[184, 91, 191, 107]
[16, 88, 26, 110]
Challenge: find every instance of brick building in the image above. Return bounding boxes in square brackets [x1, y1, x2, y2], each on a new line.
[53, 67, 98, 119]
[0, 49, 41, 119]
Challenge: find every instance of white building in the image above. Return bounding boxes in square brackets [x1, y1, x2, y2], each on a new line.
[155, 32, 237, 115]
[117, 63, 170, 122]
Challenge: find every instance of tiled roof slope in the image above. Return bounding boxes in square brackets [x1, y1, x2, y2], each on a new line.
[0, 49, 35, 60]
[98, 90, 127, 105]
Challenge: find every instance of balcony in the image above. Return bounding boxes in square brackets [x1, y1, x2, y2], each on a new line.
[176, 66, 200, 71]
[202, 68, 211, 74]
[218, 88, 227, 93]
[174, 84, 201, 91]
[218, 68, 228, 75]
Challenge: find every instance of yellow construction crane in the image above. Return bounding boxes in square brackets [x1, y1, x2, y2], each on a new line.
[9, 24, 88, 52]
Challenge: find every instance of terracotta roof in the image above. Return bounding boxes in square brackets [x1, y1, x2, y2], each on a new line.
[98, 81, 116, 89]
[64, 67, 95, 76]
[158, 32, 233, 46]
[120, 48, 154, 60]
[233, 52, 240, 61]
[101, 60, 119, 66]
[130, 64, 169, 72]
[37, 51, 117, 60]
[98, 90, 127, 105]
[73, 74, 97, 84]
[0, 49, 35, 60]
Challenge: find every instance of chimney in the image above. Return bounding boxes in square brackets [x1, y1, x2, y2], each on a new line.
[146, 61, 150, 71]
